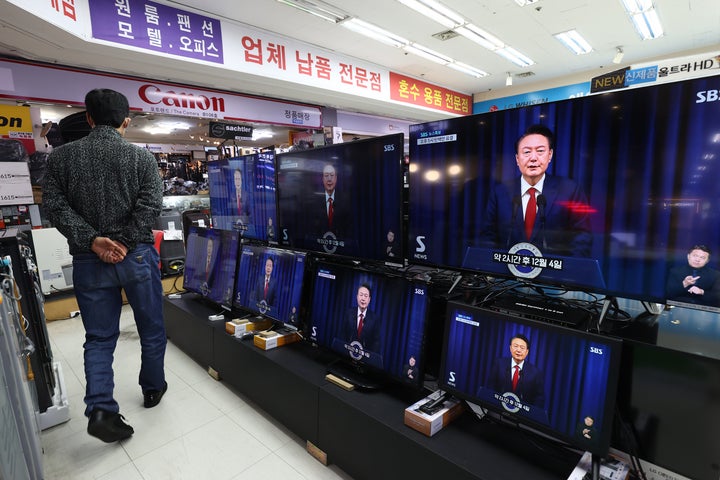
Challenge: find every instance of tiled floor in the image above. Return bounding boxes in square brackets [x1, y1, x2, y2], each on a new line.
[41, 305, 353, 480]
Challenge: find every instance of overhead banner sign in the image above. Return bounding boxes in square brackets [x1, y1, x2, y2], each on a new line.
[0, 58, 322, 128]
[88, 0, 224, 64]
[0, 105, 34, 154]
[209, 121, 253, 140]
[6, 0, 468, 117]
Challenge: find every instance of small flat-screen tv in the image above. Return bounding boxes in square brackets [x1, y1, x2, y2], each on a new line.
[408, 73, 720, 312]
[182, 226, 240, 309]
[276, 133, 405, 264]
[438, 301, 622, 456]
[307, 260, 430, 388]
[232, 244, 307, 327]
[207, 152, 277, 242]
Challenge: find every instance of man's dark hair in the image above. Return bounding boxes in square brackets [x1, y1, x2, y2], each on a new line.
[515, 124, 555, 153]
[510, 333, 531, 350]
[84, 88, 130, 128]
[358, 282, 372, 298]
[690, 245, 711, 256]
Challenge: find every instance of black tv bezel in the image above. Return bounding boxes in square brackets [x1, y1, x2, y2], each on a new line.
[275, 133, 407, 266]
[305, 257, 431, 390]
[231, 243, 307, 326]
[182, 226, 241, 310]
[437, 300, 623, 457]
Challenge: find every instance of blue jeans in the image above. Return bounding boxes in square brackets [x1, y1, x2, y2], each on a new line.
[73, 243, 166, 416]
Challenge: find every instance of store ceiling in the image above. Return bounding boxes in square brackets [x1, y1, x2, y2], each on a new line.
[0, 0, 719, 147]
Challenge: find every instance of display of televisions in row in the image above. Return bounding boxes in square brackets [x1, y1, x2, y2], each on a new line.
[206, 133, 405, 264]
[205, 74, 720, 315]
[181, 225, 622, 457]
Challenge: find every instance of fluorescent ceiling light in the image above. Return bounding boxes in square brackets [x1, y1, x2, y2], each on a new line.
[342, 18, 409, 48]
[554, 30, 593, 55]
[455, 24, 505, 50]
[403, 43, 452, 65]
[447, 61, 488, 78]
[396, 0, 464, 29]
[403, 43, 452, 64]
[514, 0, 538, 5]
[275, 0, 348, 23]
[496, 46, 534, 67]
[619, 0, 664, 39]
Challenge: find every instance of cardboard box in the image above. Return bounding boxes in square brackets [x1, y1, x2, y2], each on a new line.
[253, 329, 301, 350]
[225, 317, 273, 336]
[404, 394, 464, 437]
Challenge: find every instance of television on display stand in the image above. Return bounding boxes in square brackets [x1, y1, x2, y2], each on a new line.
[408, 73, 720, 316]
[307, 259, 431, 389]
[232, 244, 307, 330]
[276, 133, 406, 265]
[437, 301, 622, 476]
[182, 226, 240, 310]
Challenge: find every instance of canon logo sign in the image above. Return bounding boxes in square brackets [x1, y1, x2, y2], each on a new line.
[138, 84, 226, 113]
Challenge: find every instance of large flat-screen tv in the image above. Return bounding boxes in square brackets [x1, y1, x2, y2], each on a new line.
[438, 301, 622, 456]
[182, 226, 240, 309]
[308, 260, 430, 388]
[232, 244, 307, 327]
[207, 152, 277, 242]
[408, 73, 720, 312]
[276, 133, 405, 264]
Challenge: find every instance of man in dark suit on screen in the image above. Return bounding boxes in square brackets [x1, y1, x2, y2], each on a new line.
[481, 124, 592, 257]
[488, 333, 546, 408]
[310, 163, 351, 238]
[252, 257, 278, 307]
[343, 283, 381, 354]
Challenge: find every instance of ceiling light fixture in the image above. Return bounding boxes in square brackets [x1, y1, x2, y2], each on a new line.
[554, 30, 594, 55]
[275, 0, 348, 23]
[454, 24, 505, 51]
[341, 18, 409, 48]
[619, 0, 664, 39]
[396, 0, 464, 29]
[613, 46, 625, 64]
[447, 61, 488, 78]
[395, 0, 534, 67]
[496, 46, 534, 67]
[513, 0, 539, 5]
[403, 43, 452, 64]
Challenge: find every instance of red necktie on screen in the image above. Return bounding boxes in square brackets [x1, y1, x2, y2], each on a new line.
[237, 197, 242, 215]
[357, 312, 364, 338]
[328, 197, 334, 228]
[264, 277, 269, 299]
[525, 187, 537, 240]
[512, 365, 520, 391]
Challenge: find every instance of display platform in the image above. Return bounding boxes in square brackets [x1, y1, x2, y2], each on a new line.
[164, 294, 580, 480]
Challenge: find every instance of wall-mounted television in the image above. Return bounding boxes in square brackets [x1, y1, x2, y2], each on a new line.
[276, 133, 405, 264]
[232, 244, 307, 327]
[182, 226, 240, 309]
[438, 301, 622, 457]
[408, 74, 720, 312]
[307, 260, 430, 388]
[207, 152, 277, 242]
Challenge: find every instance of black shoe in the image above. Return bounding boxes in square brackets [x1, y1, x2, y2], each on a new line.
[87, 409, 134, 443]
[143, 382, 168, 408]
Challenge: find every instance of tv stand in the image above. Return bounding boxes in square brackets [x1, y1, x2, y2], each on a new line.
[326, 359, 385, 390]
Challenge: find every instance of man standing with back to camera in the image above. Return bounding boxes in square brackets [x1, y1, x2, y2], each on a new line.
[482, 124, 592, 257]
[43, 88, 168, 443]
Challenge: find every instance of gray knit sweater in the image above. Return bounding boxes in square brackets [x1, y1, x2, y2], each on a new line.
[43, 125, 162, 255]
